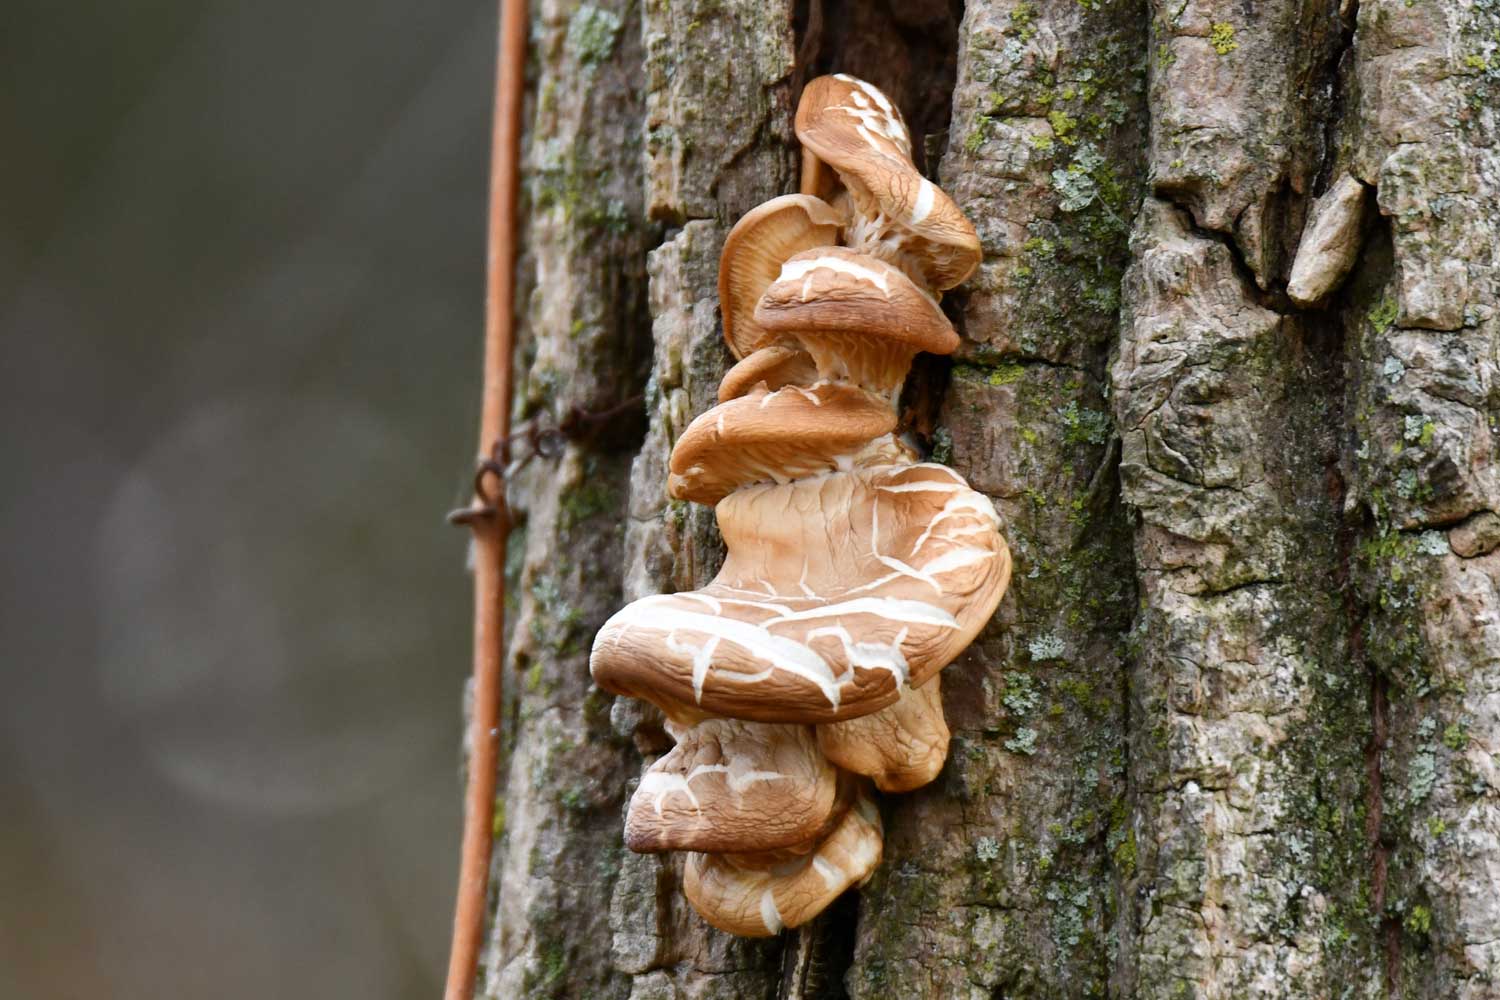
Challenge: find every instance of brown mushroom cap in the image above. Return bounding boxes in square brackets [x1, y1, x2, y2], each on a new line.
[625, 719, 841, 854]
[795, 75, 980, 291]
[667, 382, 896, 506]
[816, 673, 949, 793]
[719, 194, 843, 359]
[682, 791, 882, 937]
[590, 462, 1012, 724]
[755, 246, 959, 392]
[717, 344, 821, 403]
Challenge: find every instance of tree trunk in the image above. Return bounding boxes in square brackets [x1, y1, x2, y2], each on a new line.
[478, 0, 1500, 997]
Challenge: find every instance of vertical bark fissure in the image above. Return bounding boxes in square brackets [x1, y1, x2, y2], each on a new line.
[847, 2, 1147, 996]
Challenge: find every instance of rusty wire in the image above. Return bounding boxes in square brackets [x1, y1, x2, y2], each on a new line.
[442, 0, 527, 996]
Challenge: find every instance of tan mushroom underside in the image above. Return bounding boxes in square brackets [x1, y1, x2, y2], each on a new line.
[625, 718, 841, 854]
[718, 194, 843, 359]
[591, 462, 1012, 724]
[666, 382, 896, 506]
[683, 792, 883, 937]
[816, 673, 949, 793]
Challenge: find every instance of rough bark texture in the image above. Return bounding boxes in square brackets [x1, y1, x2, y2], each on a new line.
[482, 3, 655, 996]
[478, 0, 1500, 996]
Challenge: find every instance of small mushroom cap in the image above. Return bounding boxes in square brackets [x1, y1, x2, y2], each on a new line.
[667, 382, 896, 506]
[683, 791, 883, 937]
[755, 246, 958, 391]
[719, 194, 843, 359]
[717, 344, 821, 403]
[795, 75, 980, 291]
[816, 673, 949, 793]
[590, 462, 1012, 724]
[624, 719, 840, 854]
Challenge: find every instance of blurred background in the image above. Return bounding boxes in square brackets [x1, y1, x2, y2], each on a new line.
[1, 2, 495, 995]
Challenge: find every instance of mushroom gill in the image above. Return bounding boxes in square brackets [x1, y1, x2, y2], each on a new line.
[589, 73, 1010, 937]
[754, 245, 959, 395]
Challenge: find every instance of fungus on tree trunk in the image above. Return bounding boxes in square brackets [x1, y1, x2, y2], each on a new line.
[588, 75, 1011, 936]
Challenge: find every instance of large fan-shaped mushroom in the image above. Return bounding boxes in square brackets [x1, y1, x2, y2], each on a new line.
[592, 462, 1011, 724]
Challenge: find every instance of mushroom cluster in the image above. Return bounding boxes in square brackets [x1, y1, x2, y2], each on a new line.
[591, 75, 1012, 937]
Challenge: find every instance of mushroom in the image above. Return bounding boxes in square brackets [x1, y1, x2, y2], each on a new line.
[795, 74, 981, 291]
[719, 194, 843, 359]
[754, 245, 959, 394]
[591, 71, 1008, 937]
[717, 344, 821, 403]
[815, 674, 949, 793]
[625, 718, 847, 853]
[666, 381, 896, 506]
[591, 462, 1012, 725]
[682, 791, 883, 937]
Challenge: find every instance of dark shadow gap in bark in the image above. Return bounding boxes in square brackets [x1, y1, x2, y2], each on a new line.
[778, 891, 859, 1000]
[1338, 491, 1395, 996]
[1327, 209, 1398, 997]
[1350, 215, 1404, 995]
[1315, 0, 1361, 196]
[1157, 195, 1293, 313]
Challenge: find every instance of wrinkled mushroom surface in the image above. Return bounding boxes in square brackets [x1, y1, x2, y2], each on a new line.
[592, 462, 1011, 723]
[682, 792, 883, 937]
[625, 718, 844, 853]
[816, 673, 950, 793]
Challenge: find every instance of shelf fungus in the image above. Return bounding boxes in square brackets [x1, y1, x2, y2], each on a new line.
[590, 75, 1011, 937]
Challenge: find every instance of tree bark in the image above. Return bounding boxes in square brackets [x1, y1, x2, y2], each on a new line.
[478, 0, 1500, 997]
